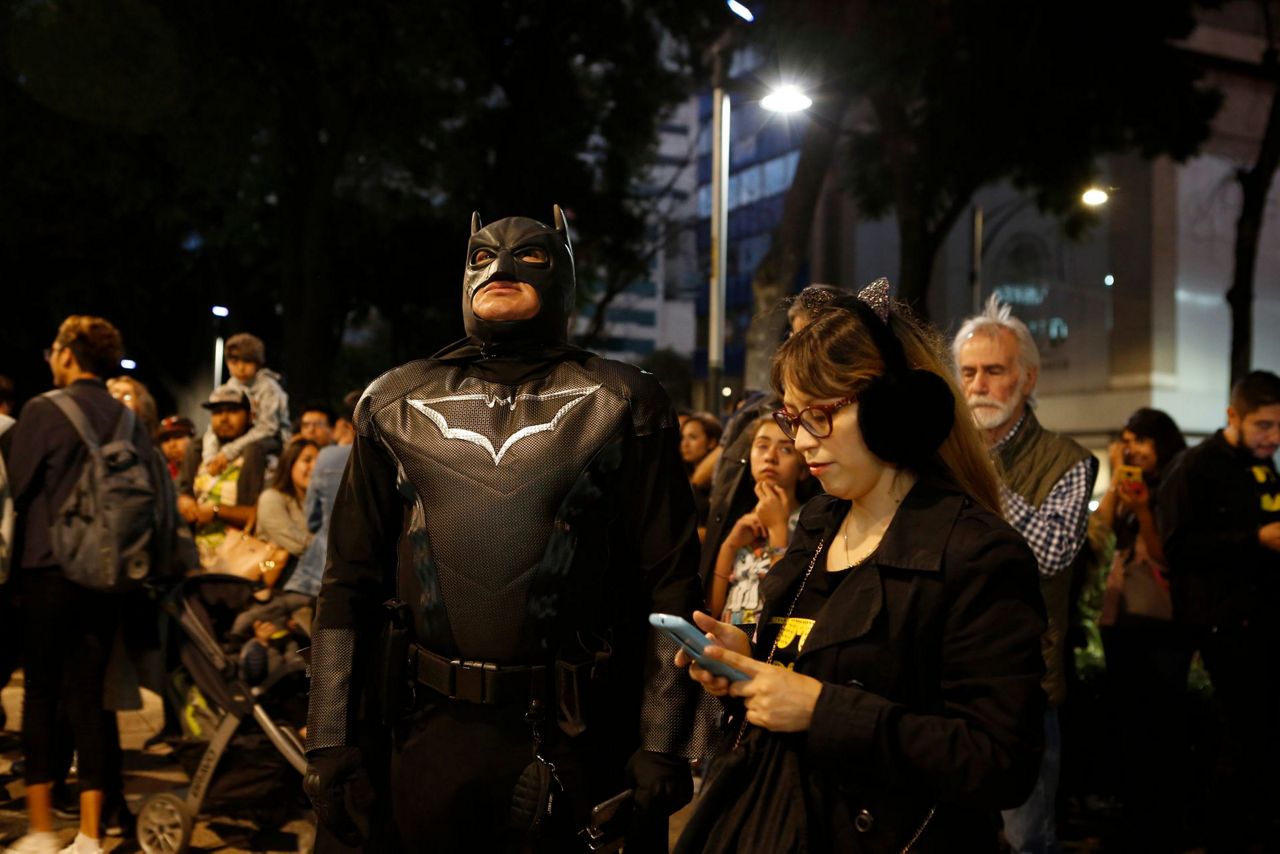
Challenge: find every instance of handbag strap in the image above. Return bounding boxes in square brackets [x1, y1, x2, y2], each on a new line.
[732, 538, 827, 750]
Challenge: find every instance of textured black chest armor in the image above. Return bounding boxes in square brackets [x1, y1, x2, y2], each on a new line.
[368, 358, 635, 661]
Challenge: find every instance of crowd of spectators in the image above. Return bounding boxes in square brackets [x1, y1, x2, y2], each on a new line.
[0, 301, 1276, 851]
[676, 291, 1278, 852]
[0, 323, 361, 854]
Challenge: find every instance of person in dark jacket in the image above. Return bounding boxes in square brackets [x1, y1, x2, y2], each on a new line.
[675, 282, 1046, 853]
[1156, 369, 1280, 850]
[303, 207, 705, 852]
[5, 316, 154, 854]
[1088, 408, 1187, 850]
[697, 287, 842, 589]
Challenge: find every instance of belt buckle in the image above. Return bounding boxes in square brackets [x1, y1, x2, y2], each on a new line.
[453, 659, 496, 703]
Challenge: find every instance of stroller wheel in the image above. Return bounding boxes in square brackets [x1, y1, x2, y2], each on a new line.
[137, 793, 194, 854]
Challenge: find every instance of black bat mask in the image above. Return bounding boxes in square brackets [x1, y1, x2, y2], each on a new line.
[462, 205, 575, 347]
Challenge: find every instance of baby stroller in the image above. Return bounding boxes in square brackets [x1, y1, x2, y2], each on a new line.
[135, 575, 310, 854]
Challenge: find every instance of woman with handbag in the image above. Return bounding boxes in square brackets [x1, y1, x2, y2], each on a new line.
[253, 436, 318, 590]
[1089, 408, 1188, 851]
[673, 283, 1046, 853]
[223, 437, 319, 643]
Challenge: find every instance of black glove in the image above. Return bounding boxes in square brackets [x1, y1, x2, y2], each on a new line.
[625, 749, 694, 817]
[303, 745, 374, 848]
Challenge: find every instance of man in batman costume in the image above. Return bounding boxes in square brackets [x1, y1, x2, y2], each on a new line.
[303, 206, 705, 852]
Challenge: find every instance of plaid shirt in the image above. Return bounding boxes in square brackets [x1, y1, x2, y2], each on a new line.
[1000, 458, 1096, 577]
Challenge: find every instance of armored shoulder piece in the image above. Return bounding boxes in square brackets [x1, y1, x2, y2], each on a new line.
[354, 359, 435, 438]
[580, 356, 673, 438]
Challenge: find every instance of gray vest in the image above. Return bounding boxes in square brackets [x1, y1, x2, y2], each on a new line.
[997, 409, 1093, 706]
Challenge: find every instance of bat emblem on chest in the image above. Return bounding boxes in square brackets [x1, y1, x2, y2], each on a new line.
[408, 384, 601, 465]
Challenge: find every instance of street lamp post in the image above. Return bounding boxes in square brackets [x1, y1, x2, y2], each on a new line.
[212, 305, 229, 388]
[706, 24, 811, 410]
[708, 40, 732, 413]
[969, 205, 986, 313]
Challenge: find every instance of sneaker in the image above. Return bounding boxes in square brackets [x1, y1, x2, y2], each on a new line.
[4, 832, 60, 854]
[102, 797, 135, 838]
[56, 834, 101, 854]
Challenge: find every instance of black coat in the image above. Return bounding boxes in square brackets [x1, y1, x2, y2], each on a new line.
[679, 477, 1046, 853]
[1156, 430, 1280, 627]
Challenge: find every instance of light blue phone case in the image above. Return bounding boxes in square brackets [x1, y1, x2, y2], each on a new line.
[649, 613, 750, 682]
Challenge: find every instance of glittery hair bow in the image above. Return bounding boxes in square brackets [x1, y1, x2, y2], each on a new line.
[857, 278, 891, 323]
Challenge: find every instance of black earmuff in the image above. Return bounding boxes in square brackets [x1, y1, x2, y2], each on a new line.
[827, 293, 956, 466]
[857, 369, 956, 466]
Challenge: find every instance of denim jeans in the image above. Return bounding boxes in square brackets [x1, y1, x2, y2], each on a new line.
[1002, 706, 1060, 853]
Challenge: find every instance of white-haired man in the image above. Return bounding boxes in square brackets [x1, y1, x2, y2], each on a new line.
[953, 296, 1098, 854]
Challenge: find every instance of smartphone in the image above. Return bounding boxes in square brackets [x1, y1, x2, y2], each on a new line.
[1115, 464, 1143, 487]
[580, 789, 634, 852]
[649, 613, 750, 682]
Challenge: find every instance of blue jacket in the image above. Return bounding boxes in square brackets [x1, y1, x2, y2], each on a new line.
[287, 443, 351, 597]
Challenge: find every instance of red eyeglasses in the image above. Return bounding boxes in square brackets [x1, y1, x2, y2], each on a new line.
[772, 397, 855, 440]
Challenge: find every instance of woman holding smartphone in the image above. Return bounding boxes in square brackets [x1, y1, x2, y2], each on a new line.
[1089, 408, 1187, 850]
[674, 283, 1046, 853]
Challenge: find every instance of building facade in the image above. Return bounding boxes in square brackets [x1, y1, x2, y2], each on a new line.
[693, 4, 1279, 444]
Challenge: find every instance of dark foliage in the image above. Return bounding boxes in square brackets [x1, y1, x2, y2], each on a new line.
[1, 0, 720, 407]
[755, 0, 1223, 314]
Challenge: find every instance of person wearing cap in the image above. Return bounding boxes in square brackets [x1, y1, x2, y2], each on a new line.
[200, 332, 290, 476]
[178, 388, 268, 563]
[156, 415, 197, 484]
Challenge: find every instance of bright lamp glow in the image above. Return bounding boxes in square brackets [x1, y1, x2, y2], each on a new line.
[761, 86, 813, 114]
[211, 305, 230, 318]
[727, 0, 754, 22]
[721, 386, 733, 398]
[120, 359, 137, 370]
[1082, 188, 1109, 207]
[1104, 274, 1115, 287]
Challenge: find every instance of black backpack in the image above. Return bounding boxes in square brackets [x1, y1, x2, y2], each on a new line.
[44, 390, 163, 591]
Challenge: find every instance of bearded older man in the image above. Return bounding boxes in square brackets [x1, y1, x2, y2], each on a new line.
[953, 297, 1097, 854]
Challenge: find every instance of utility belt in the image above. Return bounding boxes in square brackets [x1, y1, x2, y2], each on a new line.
[410, 645, 548, 705]
[375, 599, 632, 846]
[375, 598, 611, 737]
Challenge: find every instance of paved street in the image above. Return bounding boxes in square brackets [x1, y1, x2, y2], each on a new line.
[0, 676, 314, 854]
[0, 675, 698, 853]
[0, 670, 1214, 853]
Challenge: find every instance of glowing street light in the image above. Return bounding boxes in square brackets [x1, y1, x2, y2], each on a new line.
[726, 0, 754, 22]
[120, 359, 137, 370]
[761, 85, 813, 114]
[708, 78, 811, 408]
[971, 185, 1112, 311]
[211, 305, 230, 387]
[1082, 187, 1110, 207]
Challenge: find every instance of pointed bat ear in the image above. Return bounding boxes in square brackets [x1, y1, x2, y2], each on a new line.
[552, 204, 572, 252]
[471, 211, 483, 236]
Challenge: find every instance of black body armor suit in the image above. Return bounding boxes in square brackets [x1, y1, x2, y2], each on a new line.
[372, 355, 673, 663]
[304, 208, 705, 851]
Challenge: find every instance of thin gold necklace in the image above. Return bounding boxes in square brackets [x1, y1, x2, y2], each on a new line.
[841, 491, 904, 567]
